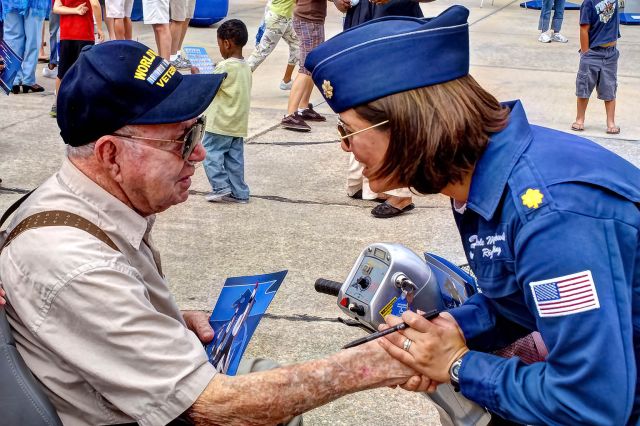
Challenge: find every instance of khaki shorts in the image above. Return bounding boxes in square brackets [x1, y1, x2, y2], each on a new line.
[105, 0, 134, 18]
[170, 0, 196, 22]
[143, 0, 170, 24]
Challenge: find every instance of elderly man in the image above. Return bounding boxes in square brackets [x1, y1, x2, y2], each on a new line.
[0, 40, 425, 425]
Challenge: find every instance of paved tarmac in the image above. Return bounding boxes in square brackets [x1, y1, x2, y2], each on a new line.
[0, 0, 638, 424]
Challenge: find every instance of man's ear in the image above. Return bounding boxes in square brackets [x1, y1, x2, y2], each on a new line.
[95, 136, 123, 182]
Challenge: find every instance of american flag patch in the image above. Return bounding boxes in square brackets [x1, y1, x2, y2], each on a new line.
[529, 270, 600, 318]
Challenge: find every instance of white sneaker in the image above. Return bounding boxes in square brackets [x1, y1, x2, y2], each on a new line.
[538, 32, 552, 43]
[279, 80, 293, 90]
[42, 66, 57, 79]
[552, 32, 568, 43]
[205, 191, 231, 202]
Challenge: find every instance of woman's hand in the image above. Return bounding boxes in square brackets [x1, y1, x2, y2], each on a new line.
[378, 311, 469, 383]
[182, 310, 214, 343]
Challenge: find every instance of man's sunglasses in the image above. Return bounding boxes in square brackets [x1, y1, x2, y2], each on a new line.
[337, 119, 390, 148]
[113, 116, 207, 161]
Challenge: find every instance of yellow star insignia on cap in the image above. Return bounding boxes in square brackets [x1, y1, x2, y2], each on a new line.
[521, 188, 544, 209]
[322, 80, 333, 99]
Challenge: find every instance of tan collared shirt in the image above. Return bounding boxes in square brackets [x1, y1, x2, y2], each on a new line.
[0, 159, 216, 426]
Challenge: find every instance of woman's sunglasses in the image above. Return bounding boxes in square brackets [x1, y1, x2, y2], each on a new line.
[337, 119, 390, 148]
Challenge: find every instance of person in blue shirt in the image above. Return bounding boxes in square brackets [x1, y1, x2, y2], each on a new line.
[573, 0, 621, 134]
[306, 6, 640, 424]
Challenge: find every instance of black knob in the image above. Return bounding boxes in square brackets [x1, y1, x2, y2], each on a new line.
[356, 276, 370, 289]
[349, 304, 365, 316]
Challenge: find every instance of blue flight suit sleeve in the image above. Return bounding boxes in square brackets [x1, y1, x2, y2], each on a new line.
[457, 208, 638, 425]
[450, 294, 532, 352]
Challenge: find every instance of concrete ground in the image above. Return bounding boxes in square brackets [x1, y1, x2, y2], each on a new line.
[0, 0, 638, 424]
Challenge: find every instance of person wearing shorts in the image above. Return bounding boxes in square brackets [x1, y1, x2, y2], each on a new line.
[142, 0, 171, 58]
[168, 0, 195, 69]
[572, 0, 621, 134]
[280, 0, 326, 132]
[105, 0, 133, 40]
[51, 0, 103, 117]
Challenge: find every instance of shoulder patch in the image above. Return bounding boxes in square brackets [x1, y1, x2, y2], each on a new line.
[529, 270, 599, 317]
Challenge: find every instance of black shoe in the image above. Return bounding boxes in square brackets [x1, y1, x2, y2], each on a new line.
[281, 113, 311, 132]
[11, 85, 21, 94]
[371, 201, 415, 218]
[299, 103, 326, 122]
[22, 84, 45, 93]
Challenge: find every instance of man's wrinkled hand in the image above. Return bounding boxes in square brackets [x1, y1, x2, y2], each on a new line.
[0, 287, 6, 306]
[183, 310, 214, 343]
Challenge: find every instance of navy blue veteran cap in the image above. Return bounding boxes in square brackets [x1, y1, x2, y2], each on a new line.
[57, 40, 225, 146]
[305, 5, 470, 113]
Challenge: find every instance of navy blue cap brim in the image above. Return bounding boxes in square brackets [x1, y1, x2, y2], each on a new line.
[131, 72, 226, 125]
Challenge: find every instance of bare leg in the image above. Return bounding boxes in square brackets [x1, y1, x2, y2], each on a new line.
[287, 73, 313, 115]
[152, 23, 171, 59]
[124, 17, 133, 39]
[298, 75, 314, 110]
[283, 63, 295, 84]
[574, 97, 589, 129]
[170, 20, 183, 56]
[114, 18, 125, 39]
[106, 17, 116, 40]
[39, 21, 47, 60]
[604, 99, 617, 131]
[178, 18, 190, 49]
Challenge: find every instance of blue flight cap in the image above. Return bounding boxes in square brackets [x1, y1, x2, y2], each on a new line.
[305, 5, 470, 113]
[57, 40, 225, 147]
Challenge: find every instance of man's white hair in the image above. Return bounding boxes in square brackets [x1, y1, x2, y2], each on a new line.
[65, 125, 141, 159]
[66, 142, 97, 159]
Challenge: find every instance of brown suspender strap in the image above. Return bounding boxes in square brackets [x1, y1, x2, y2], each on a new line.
[1, 210, 121, 253]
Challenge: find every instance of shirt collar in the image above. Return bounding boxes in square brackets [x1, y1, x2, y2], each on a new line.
[58, 158, 152, 249]
[466, 100, 533, 221]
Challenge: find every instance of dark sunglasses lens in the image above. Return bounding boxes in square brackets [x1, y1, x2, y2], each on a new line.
[182, 121, 205, 160]
[337, 123, 350, 147]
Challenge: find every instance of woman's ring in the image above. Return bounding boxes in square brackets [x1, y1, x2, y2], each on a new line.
[402, 338, 413, 352]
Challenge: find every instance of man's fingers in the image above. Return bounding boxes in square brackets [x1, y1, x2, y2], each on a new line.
[184, 311, 214, 343]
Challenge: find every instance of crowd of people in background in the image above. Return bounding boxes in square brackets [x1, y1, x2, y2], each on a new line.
[0, 0, 622, 218]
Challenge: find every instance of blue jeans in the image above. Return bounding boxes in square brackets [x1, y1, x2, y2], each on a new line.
[538, 0, 566, 32]
[3, 10, 45, 85]
[202, 132, 250, 200]
[48, 11, 59, 65]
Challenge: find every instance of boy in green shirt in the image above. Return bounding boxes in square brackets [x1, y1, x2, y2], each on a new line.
[203, 19, 252, 203]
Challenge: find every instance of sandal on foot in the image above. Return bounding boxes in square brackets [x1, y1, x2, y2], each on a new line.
[371, 201, 415, 218]
[606, 126, 620, 135]
[571, 122, 584, 131]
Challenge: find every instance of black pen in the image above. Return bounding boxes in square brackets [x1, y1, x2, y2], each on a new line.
[342, 309, 440, 349]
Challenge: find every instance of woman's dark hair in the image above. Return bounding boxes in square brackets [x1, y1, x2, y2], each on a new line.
[355, 75, 510, 194]
[217, 19, 249, 48]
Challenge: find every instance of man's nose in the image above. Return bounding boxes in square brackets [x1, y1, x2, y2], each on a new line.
[189, 143, 206, 162]
[340, 139, 351, 152]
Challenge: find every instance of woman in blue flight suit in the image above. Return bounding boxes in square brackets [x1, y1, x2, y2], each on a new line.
[306, 6, 640, 425]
